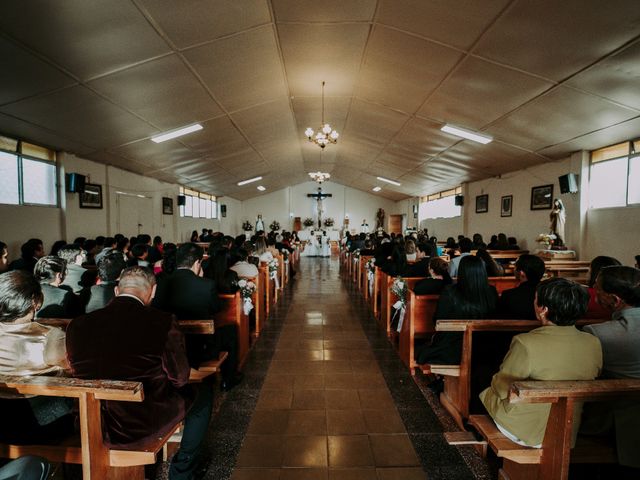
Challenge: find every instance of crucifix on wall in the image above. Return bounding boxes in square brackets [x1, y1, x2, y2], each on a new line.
[307, 187, 332, 229]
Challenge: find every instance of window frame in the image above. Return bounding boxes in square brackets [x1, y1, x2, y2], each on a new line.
[0, 140, 58, 208]
[178, 186, 217, 219]
[589, 140, 639, 209]
[420, 186, 463, 219]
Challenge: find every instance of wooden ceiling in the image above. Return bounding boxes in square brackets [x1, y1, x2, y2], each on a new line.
[1, 0, 639, 200]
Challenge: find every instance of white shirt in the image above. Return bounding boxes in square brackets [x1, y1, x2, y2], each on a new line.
[230, 261, 259, 279]
[448, 252, 471, 278]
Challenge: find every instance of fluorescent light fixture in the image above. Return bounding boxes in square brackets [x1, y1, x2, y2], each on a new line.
[257, 185, 266, 191]
[376, 176, 401, 186]
[372, 186, 382, 192]
[237, 176, 263, 186]
[151, 124, 203, 143]
[441, 124, 492, 144]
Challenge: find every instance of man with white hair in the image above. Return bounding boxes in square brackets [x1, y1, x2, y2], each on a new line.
[67, 266, 211, 479]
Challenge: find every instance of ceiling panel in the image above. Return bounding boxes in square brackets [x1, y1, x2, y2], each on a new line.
[88, 54, 224, 130]
[272, 0, 376, 22]
[566, 40, 640, 111]
[183, 25, 287, 112]
[356, 26, 464, 113]
[178, 116, 250, 158]
[388, 117, 460, 160]
[377, 0, 511, 50]
[474, 0, 640, 81]
[278, 24, 369, 98]
[341, 99, 410, 150]
[0, 0, 171, 80]
[109, 138, 199, 170]
[421, 56, 554, 129]
[140, 0, 271, 49]
[485, 86, 639, 152]
[0, 38, 77, 106]
[0, 86, 157, 149]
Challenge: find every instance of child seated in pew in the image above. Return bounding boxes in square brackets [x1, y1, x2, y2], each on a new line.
[480, 278, 602, 448]
[498, 254, 546, 320]
[415, 255, 498, 366]
[0, 271, 74, 445]
[413, 257, 452, 295]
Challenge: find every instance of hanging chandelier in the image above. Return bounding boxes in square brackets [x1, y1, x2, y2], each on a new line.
[304, 81, 339, 148]
[309, 172, 331, 184]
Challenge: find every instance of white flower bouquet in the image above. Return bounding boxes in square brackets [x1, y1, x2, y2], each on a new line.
[268, 258, 280, 288]
[391, 277, 408, 332]
[281, 249, 289, 262]
[236, 279, 257, 315]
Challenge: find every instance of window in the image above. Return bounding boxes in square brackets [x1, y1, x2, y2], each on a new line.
[420, 186, 462, 219]
[590, 140, 638, 208]
[0, 135, 57, 206]
[178, 187, 217, 219]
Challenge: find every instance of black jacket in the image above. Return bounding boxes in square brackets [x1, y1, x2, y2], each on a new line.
[498, 281, 537, 320]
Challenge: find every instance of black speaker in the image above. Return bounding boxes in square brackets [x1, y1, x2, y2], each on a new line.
[559, 173, 578, 194]
[65, 173, 86, 193]
[177, 195, 186, 206]
[221, 204, 227, 217]
[454, 194, 464, 206]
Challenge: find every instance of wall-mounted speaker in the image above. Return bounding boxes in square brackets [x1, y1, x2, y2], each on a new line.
[454, 194, 464, 206]
[221, 204, 227, 217]
[65, 173, 86, 193]
[559, 173, 579, 194]
[177, 195, 186, 206]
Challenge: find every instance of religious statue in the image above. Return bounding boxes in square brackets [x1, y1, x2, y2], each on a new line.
[549, 198, 566, 246]
[255, 214, 265, 232]
[361, 219, 369, 233]
[376, 208, 385, 230]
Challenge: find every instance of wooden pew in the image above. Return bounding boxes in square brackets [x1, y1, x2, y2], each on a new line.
[423, 319, 608, 430]
[378, 271, 390, 330]
[487, 276, 519, 295]
[399, 291, 439, 373]
[382, 276, 428, 336]
[370, 267, 383, 320]
[216, 292, 250, 370]
[469, 379, 640, 480]
[0, 375, 163, 480]
[260, 263, 275, 318]
[39, 318, 214, 334]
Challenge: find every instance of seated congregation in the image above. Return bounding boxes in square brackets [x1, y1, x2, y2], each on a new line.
[0, 230, 298, 479]
[342, 230, 640, 478]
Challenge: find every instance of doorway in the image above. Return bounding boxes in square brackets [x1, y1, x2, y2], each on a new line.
[116, 193, 153, 236]
[388, 214, 403, 234]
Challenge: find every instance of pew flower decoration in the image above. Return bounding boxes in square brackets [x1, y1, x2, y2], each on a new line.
[269, 221, 280, 232]
[303, 217, 315, 227]
[237, 279, 257, 315]
[242, 221, 254, 232]
[391, 277, 408, 333]
[281, 249, 289, 263]
[367, 258, 376, 296]
[268, 258, 280, 288]
[323, 217, 334, 227]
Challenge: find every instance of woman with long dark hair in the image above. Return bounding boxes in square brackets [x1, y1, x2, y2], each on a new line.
[416, 255, 498, 365]
[381, 244, 408, 277]
[586, 255, 621, 317]
[206, 248, 239, 294]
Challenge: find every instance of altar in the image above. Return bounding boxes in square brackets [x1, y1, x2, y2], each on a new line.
[298, 229, 340, 242]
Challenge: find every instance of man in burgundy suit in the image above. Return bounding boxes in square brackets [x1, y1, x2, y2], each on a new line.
[66, 266, 211, 479]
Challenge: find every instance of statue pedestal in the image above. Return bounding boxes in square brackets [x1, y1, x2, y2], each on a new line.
[537, 249, 576, 260]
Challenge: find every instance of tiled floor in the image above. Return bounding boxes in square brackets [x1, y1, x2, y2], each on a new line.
[232, 258, 424, 479]
[190, 257, 489, 480]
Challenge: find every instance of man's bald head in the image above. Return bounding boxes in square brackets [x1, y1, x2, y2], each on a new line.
[115, 266, 156, 305]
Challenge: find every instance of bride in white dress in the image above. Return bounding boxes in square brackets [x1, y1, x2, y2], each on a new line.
[301, 231, 321, 257]
[320, 231, 331, 257]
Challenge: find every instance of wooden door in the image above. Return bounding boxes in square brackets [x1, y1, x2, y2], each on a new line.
[389, 214, 402, 234]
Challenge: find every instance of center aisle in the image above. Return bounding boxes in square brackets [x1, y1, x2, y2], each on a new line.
[203, 256, 483, 480]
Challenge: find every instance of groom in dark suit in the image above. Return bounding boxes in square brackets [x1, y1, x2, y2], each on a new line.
[154, 243, 242, 390]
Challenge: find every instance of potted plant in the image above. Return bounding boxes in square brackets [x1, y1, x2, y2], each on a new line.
[269, 220, 280, 232]
[242, 220, 254, 232]
[323, 217, 334, 227]
[303, 218, 314, 228]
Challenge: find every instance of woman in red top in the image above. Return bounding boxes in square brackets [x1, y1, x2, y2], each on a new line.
[586, 255, 621, 318]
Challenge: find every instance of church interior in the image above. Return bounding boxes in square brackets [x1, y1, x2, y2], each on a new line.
[0, 1, 639, 479]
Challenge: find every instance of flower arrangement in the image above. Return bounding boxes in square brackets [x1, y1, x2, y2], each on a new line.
[391, 277, 408, 332]
[281, 249, 289, 262]
[352, 249, 361, 259]
[366, 258, 376, 274]
[536, 233, 557, 245]
[303, 217, 315, 227]
[242, 220, 254, 232]
[323, 217, 334, 227]
[236, 279, 257, 315]
[268, 258, 280, 288]
[269, 220, 280, 232]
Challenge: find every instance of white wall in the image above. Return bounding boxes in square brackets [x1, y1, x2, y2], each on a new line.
[0, 205, 62, 258]
[241, 182, 397, 233]
[585, 206, 640, 266]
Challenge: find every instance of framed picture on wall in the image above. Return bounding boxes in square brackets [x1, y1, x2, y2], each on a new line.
[530, 184, 554, 210]
[162, 197, 173, 215]
[501, 195, 513, 217]
[475, 194, 488, 213]
[79, 183, 102, 209]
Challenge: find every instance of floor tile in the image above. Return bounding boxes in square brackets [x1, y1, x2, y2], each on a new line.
[247, 410, 290, 435]
[369, 435, 421, 467]
[328, 435, 375, 467]
[236, 435, 285, 467]
[325, 389, 361, 409]
[282, 435, 328, 467]
[327, 409, 367, 435]
[287, 410, 327, 435]
[292, 389, 326, 409]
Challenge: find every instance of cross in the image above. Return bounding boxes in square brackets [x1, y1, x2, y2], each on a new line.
[307, 187, 332, 229]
